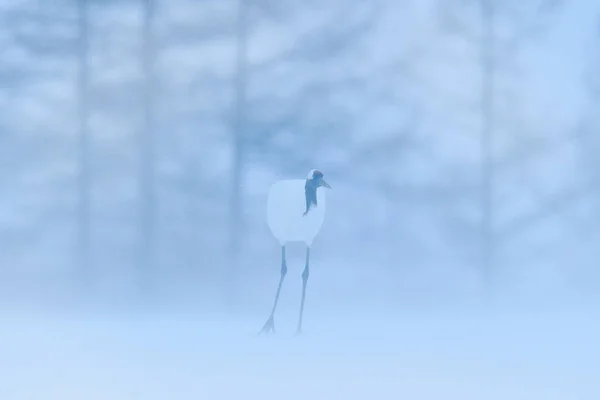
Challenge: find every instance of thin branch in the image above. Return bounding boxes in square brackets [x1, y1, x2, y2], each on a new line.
[496, 179, 600, 242]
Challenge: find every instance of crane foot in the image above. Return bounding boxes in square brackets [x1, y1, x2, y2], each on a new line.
[258, 315, 276, 335]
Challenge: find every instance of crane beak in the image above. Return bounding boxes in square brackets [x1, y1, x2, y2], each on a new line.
[319, 178, 331, 189]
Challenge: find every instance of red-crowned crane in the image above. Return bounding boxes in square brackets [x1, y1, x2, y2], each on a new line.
[259, 169, 331, 335]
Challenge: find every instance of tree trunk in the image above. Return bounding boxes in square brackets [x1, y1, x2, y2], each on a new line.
[480, 0, 495, 292]
[227, 0, 247, 307]
[139, 0, 157, 295]
[77, 0, 92, 286]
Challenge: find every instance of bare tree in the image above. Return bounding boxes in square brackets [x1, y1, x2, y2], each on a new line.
[434, 0, 564, 291]
[498, 15, 600, 246]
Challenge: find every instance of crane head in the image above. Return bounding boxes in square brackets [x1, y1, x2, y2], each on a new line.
[303, 169, 331, 218]
[307, 169, 331, 189]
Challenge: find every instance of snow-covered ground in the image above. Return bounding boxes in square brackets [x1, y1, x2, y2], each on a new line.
[0, 307, 598, 400]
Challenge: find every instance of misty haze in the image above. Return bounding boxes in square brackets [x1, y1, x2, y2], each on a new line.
[0, 0, 599, 399]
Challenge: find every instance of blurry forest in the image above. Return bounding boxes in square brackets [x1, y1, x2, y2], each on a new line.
[0, 0, 599, 312]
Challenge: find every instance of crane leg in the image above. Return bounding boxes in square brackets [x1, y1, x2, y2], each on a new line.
[295, 247, 310, 335]
[259, 245, 287, 335]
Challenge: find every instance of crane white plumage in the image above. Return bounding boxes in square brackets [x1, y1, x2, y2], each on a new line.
[259, 169, 331, 335]
[267, 179, 326, 246]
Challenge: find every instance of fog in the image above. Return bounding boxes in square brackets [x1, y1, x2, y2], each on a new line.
[1, 0, 599, 398]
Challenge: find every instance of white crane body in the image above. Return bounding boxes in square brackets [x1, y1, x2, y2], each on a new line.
[266, 179, 326, 247]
